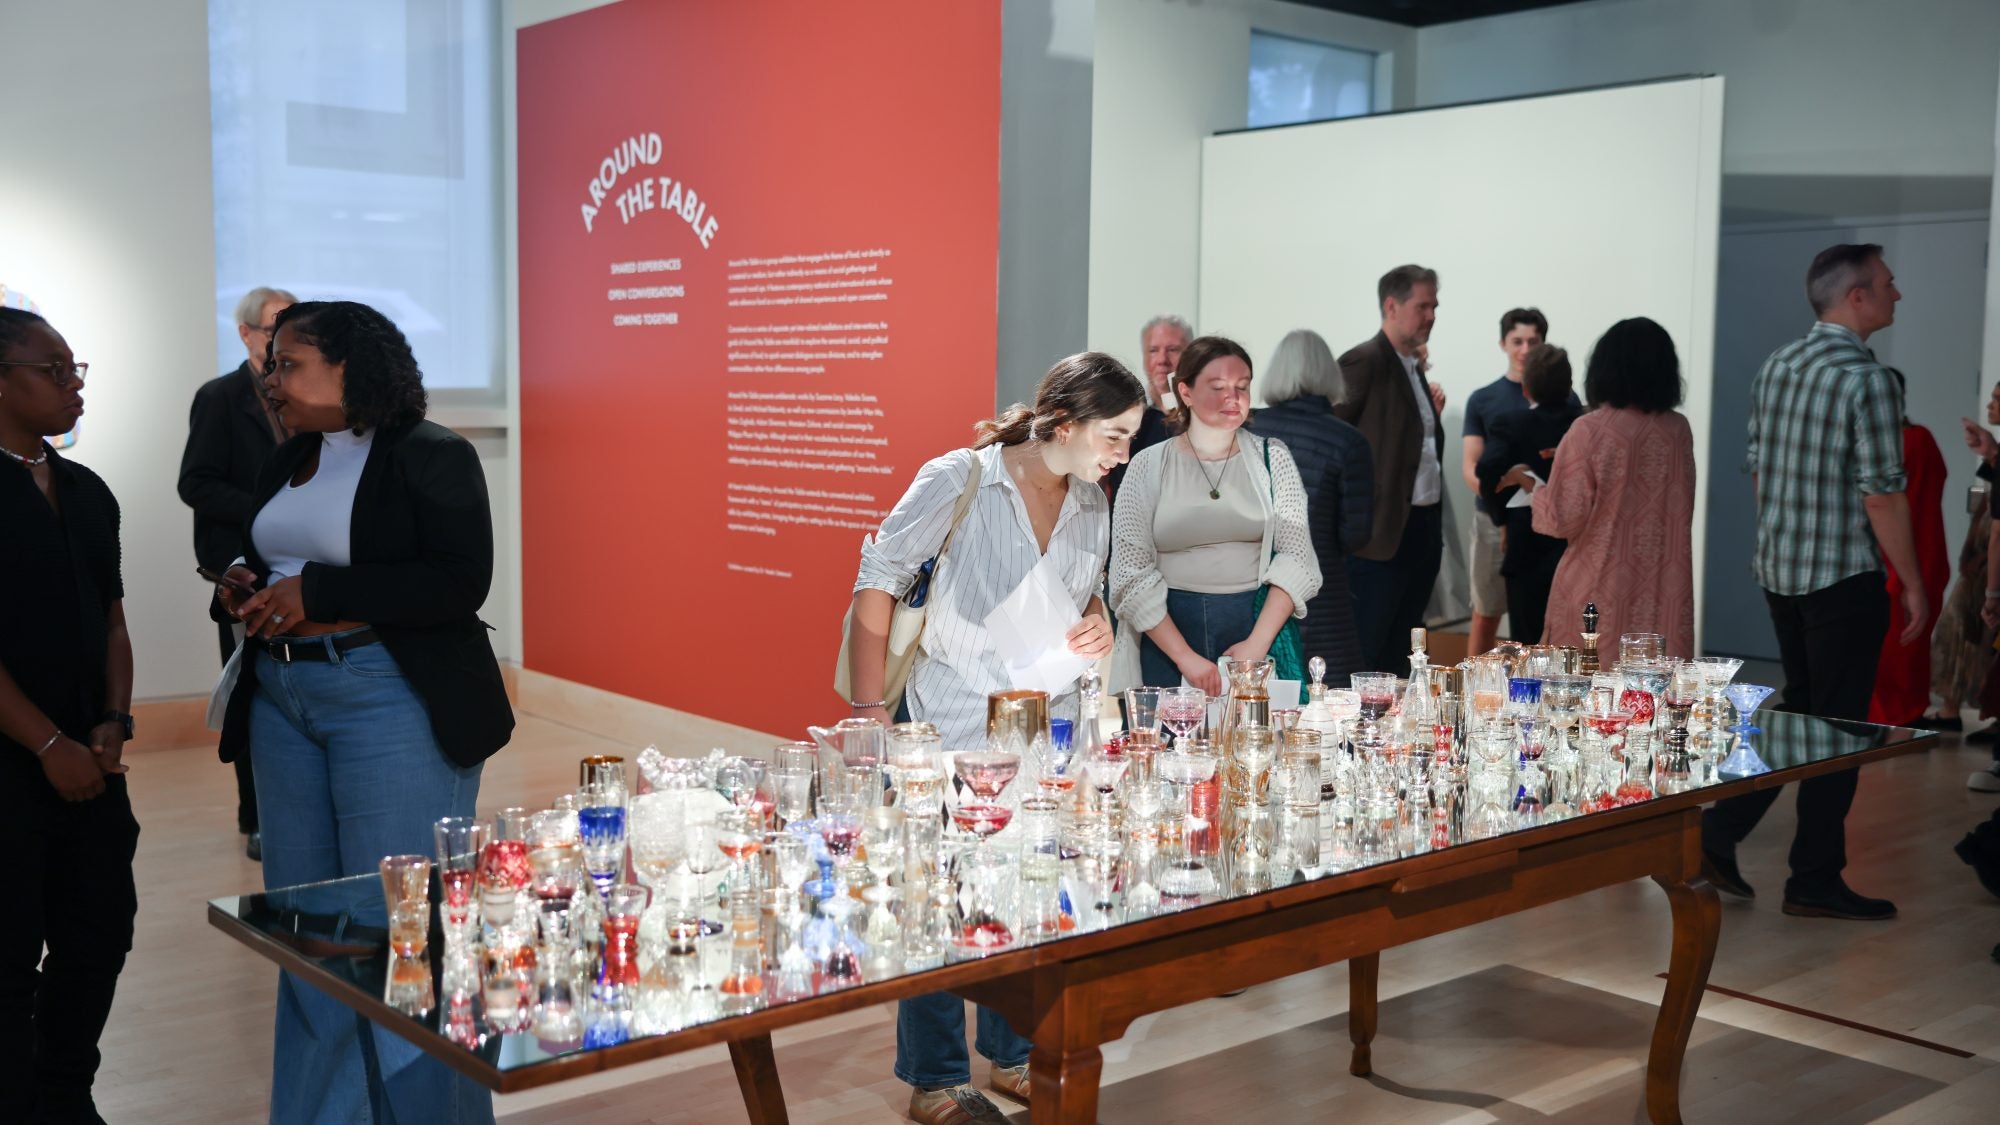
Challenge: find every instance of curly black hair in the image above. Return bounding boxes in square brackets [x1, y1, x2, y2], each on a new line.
[1583, 317, 1683, 414]
[270, 300, 427, 433]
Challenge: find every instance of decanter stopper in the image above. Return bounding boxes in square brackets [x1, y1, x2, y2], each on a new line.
[1309, 655, 1326, 688]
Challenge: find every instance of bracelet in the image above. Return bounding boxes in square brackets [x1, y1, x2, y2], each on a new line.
[33, 730, 60, 757]
[848, 699, 888, 710]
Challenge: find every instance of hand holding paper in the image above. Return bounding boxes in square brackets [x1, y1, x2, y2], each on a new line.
[984, 555, 1093, 695]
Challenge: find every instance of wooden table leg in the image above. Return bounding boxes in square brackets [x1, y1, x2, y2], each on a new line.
[1027, 969, 1106, 1124]
[728, 1033, 789, 1125]
[1647, 873, 1721, 1124]
[1348, 951, 1380, 1077]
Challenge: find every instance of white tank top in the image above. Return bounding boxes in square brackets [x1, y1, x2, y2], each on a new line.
[251, 428, 374, 581]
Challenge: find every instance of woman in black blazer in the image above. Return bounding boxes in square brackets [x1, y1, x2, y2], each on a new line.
[213, 300, 510, 1124]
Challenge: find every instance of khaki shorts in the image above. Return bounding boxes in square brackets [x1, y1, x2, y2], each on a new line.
[1470, 513, 1507, 616]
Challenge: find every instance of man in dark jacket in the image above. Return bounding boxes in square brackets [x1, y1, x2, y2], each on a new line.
[178, 285, 293, 859]
[1334, 265, 1447, 672]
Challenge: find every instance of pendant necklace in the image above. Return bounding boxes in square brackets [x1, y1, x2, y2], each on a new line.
[1189, 437, 1227, 500]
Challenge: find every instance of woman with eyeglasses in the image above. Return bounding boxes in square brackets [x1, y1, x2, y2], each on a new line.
[212, 300, 513, 1123]
[0, 307, 140, 1124]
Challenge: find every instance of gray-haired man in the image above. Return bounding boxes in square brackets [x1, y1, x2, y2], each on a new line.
[177, 285, 296, 860]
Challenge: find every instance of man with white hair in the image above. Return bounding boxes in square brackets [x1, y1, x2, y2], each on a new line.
[177, 285, 296, 861]
[1105, 313, 1188, 501]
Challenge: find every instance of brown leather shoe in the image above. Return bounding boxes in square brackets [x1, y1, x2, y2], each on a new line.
[989, 1062, 1030, 1103]
[909, 1084, 1011, 1125]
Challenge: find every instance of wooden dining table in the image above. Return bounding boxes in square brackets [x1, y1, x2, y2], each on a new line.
[208, 709, 1933, 1123]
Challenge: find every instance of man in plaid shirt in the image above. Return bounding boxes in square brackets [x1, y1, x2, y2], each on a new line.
[1701, 243, 1927, 922]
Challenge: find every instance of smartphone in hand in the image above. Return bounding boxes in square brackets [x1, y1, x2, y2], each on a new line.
[196, 565, 257, 595]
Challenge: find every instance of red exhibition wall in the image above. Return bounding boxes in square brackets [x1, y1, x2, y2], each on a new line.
[517, 1, 1001, 738]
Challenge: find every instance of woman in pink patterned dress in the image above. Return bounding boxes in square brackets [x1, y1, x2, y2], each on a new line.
[1533, 317, 1697, 657]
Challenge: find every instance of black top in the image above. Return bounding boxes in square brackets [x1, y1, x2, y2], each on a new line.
[0, 444, 122, 755]
[179, 361, 284, 573]
[216, 420, 514, 768]
[1249, 397, 1375, 681]
[1475, 402, 1584, 577]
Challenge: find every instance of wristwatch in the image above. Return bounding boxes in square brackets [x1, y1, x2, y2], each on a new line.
[99, 710, 135, 740]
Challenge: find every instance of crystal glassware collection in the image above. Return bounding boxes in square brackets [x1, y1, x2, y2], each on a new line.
[376, 607, 1773, 1053]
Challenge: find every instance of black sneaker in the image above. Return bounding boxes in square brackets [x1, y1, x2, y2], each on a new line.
[1912, 714, 1964, 731]
[1968, 726, 1998, 745]
[1781, 884, 1896, 920]
[1701, 852, 1755, 899]
[246, 832, 263, 862]
[1956, 834, 2000, 899]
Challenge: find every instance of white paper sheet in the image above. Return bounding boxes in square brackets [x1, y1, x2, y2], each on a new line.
[1506, 470, 1545, 509]
[984, 553, 1092, 695]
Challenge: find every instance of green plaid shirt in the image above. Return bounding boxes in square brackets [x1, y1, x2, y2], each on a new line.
[1747, 322, 1906, 596]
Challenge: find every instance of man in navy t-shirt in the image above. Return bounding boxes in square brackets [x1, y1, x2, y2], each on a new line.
[1459, 308, 1581, 649]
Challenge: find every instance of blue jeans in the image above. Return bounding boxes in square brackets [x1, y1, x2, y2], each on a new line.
[894, 993, 1032, 1088]
[251, 636, 491, 1125]
[1348, 502, 1443, 673]
[1139, 588, 1259, 687]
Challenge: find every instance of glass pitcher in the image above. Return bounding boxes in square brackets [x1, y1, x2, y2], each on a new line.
[1216, 656, 1273, 758]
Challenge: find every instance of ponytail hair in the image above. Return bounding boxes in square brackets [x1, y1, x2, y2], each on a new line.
[1165, 335, 1254, 432]
[975, 351, 1146, 448]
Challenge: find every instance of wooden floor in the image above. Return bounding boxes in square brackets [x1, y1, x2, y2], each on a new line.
[101, 710, 2000, 1123]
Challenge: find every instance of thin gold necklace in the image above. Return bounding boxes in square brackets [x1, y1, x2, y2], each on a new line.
[1186, 435, 1228, 500]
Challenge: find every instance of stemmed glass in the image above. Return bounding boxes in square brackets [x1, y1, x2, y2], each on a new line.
[950, 750, 1020, 861]
[715, 807, 764, 907]
[680, 820, 723, 934]
[771, 766, 814, 830]
[626, 792, 685, 898]
[1160, 686, 1207, 748]
[1539, 675, 1587, 816]
[859, 806, 906, 949]
[1717, 683, 1778, 777]
[1581, 708, 1632, 812]
[1156, 740, 1219, 899]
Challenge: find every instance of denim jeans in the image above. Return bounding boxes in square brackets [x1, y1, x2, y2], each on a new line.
[251, 635, 491, 1125]
[1139, 588, 1259, 688]
[894, 993, 1032, 1088]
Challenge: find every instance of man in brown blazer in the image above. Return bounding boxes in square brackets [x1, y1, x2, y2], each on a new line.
[1334, 264, 1447, 672]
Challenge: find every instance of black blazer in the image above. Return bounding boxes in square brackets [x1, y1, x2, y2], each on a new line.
[1476, 402, 1584, 577]
[217, 419, 515, 768]
[1332, 332, 1443, 561]
[179, 362, 283, 574]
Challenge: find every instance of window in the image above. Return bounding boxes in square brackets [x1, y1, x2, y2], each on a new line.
[208, 0, 502, 395]
[1248, 31, 1375, 129]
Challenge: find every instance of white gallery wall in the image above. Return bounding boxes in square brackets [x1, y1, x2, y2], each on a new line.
[1087, 0, 1415, 367]
[1198, 77, 1725, 638]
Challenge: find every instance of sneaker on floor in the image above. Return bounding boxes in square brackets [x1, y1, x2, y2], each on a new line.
[988, 1062, 1030, 1103]
[1970, 765, 2000, 793]
[1956, 834, 2000, 899]
[909, 1084, 1013, 1125]
[1781, 883, 1896, 921]
[246, 831, 263, 862]
[1912, 714, 1963, 731]
[1701, 851, 1755, 899]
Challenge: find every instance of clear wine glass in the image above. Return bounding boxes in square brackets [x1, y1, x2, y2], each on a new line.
[1160, 685, 1207, 748]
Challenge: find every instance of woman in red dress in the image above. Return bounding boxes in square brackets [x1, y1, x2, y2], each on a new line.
[1868, 370, 1949, 725]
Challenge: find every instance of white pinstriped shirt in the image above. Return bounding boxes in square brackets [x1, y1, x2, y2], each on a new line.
[854, 444, 1107, 752]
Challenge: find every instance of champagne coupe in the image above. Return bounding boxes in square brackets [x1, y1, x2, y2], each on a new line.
[1717, 683, 1778, 777]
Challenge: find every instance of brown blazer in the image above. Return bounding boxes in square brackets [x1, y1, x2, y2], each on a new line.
[1332, 331, 1443, 561]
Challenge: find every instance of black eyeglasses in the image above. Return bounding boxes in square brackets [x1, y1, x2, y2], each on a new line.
[0, 360, 88, 389]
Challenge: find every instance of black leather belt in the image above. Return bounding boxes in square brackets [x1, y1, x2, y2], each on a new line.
[257, 628, 382, 663]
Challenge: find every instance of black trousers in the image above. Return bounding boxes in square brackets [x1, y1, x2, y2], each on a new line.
[1702, 572, 1888, 897]
[1348, 503, 1443, 673]
[218, 620, 257, 833]
[1504, 555, 1560, 647]
[0, 769, 140, 1111]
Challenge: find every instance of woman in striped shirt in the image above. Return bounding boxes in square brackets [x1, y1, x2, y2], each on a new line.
[846, 352, 1145, 1125]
